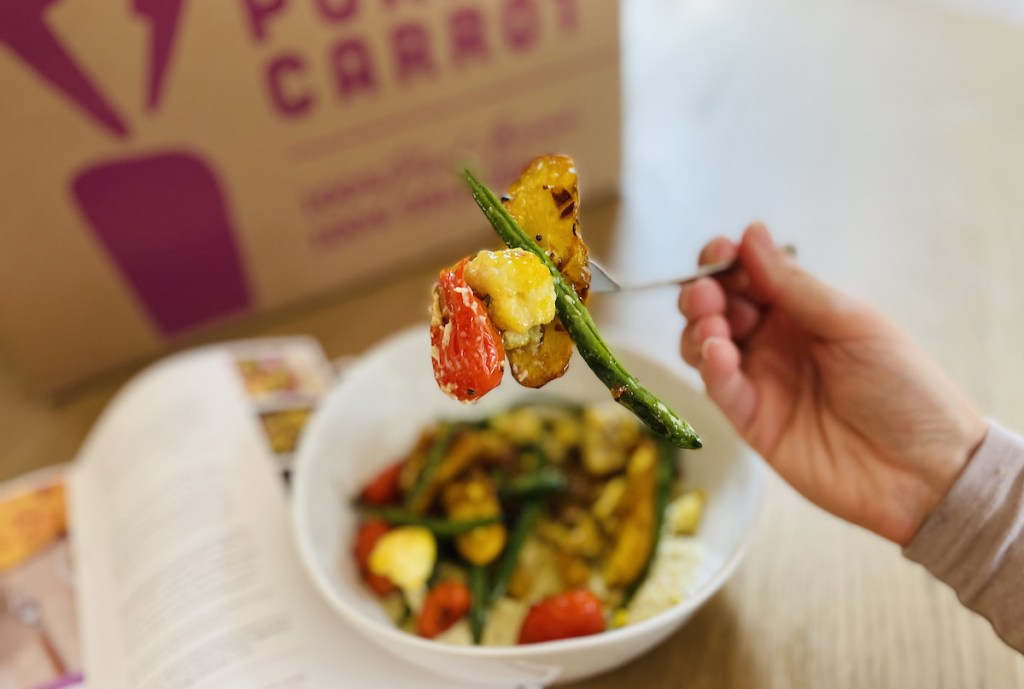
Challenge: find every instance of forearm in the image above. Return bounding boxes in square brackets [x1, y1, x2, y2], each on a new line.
[903, 420, 1024, 652]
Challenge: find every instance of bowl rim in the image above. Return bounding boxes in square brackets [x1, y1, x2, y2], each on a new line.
[290, 325, 766, 657]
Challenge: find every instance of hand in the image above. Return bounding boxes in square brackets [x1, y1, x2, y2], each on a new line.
[678, 223, 987, 545]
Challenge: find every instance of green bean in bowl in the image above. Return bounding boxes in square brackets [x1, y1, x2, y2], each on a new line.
[290, 326, 764, 685]
[350, 402, 706, 646]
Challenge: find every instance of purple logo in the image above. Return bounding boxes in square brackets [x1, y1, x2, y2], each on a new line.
[1, 0, 252, 338]
[0, 0, 129, 136]
[72, 153, 251, 336]
[134, 0, 187, 110]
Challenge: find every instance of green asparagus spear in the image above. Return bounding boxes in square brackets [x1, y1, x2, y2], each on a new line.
[463, 169, 702, 450]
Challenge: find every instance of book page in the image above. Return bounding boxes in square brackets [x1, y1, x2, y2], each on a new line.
[69, 344, 497, 689]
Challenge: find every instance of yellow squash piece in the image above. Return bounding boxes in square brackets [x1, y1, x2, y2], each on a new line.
[502, 154, 591, 388]
[443, 473, 507, 566]
[464, 249, 556, 335]
[669, 489, 706, 536]
[581, 402, 643, 476]
[368, 525, 437, 594]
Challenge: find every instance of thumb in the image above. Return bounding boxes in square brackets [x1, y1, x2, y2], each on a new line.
[739, 223, 861, 338]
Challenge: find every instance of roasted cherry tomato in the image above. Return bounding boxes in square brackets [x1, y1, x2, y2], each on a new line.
[417, 580, 473, 639]
[359, 461, 404, 505]
[517, 589, 606, 644]
[430, 257, 505, 402]
[354, 519, 396, 596]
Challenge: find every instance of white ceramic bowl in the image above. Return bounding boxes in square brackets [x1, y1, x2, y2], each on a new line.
[291, 326, 764, 686]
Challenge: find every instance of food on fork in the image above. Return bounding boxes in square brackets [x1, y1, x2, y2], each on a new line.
[430, 154, 702, 449]
[431, 155, 589, 402]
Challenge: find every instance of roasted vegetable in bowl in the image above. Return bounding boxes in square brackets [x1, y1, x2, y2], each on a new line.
[349, 402, 706, 646]
[430, 154, 702, 449]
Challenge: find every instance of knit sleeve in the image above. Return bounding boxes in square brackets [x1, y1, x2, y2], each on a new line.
[903, 421, 1024, 652]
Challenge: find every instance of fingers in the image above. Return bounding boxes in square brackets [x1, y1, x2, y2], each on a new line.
[739, 222, 864, 338]
[699, 336, 757, 432]
[725, 295, 761, 341]
[678, 277, 725, 321]
[680, 279, 762, 341]
[699, 236, 751, 294]
[699, 236, 737, 266]
[680, 313, 730, 367]
[680, 234, 761, 434]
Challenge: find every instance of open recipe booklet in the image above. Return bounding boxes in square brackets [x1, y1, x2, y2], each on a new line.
[1, 338, 519, 689]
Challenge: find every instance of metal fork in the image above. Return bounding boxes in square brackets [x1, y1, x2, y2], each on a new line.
[588, 245, 796, 293]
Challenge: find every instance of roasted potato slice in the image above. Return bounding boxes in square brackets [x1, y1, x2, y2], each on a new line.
[502, 155, 591, 388]
[504, 323, 574, 388]
[602, 439, 658, 588]
[406, 430, 489, 514]
[503, 155, 590, 296]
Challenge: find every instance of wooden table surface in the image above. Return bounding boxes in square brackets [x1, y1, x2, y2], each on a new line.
[3, 0, 1024, 685]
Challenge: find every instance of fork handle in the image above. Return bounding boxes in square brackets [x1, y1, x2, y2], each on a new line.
[601, 244, 796, 293]
[686, 244, 797, 285]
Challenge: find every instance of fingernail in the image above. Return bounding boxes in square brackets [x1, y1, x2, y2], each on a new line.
[706, 237, 732, 262]
[678, 283, 693, 313]
[748, 222, 774, 251]
[700, 336, 719, 362]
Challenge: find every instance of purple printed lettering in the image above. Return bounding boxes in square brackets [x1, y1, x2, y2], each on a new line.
[381, 0, 426, 9]
[499, 0, 540, 51]
[502, 0, 540, 52]
[242, 0, 289, 43]
[331, 39, 377, 97]
[310, 208, 390, 249]
[392, 23, 436, 81]
[552, 0, 578, 32]
[450, 8, 489, 65]
[267, 54, 313, 116]
[315, 0, 358, 22]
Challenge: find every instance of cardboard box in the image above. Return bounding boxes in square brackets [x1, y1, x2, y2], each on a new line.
[0, 0, 621, 391]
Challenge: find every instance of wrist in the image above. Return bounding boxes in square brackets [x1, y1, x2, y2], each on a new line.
[902, 413, 988, 546]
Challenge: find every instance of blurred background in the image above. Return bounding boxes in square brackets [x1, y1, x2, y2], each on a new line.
[1, 0, 1023, 685]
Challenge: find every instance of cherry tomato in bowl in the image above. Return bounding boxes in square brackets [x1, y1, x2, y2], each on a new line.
[353, 519, 396, 596]
[419, 581, 473, 639]
[518, 590, 606, 645]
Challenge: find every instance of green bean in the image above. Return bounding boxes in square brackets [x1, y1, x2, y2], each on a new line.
[619, 438, 677, 608]
[497, 465, 567, 500]
[468, 564, 488, 644]
[488, 497, 542, 606]
[463, 170, 702, 450]
[357, 505, 499, 538]
[404, 423, 457, 510]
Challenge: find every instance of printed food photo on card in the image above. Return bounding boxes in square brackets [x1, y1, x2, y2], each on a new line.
[0, 467, 84, 689]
